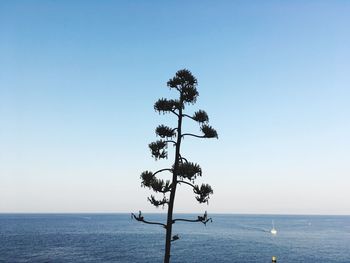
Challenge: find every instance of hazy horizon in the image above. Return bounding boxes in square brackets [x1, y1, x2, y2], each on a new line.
[1, 1, 349, 215]
[1, 212, 350, 216]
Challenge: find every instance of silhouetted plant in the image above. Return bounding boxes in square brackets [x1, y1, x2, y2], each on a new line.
[132, 69, 218, 263]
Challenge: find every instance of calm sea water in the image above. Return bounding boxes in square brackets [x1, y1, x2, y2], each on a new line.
[0, 214, 349, 263]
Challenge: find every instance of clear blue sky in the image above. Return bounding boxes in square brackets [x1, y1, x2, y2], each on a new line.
[1, 1, 349, 214]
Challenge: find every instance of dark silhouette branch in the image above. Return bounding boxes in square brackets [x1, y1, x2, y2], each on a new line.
[182, 133, 205, 139]
[164, 140, 177, 145]
[131, 211, 166, 228]
[179, 154, 188, 163]
[173, 218, 201, 223]
[182, 113, 195, 121]
[173, 211, 212, 226]
[177, 180, 195, 189]
[171, 110, 179, 117]
[153, 168, 173, 177]
[173, 217, 212, 225]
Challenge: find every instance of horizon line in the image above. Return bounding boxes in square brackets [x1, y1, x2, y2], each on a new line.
[1, 212, 349, 216]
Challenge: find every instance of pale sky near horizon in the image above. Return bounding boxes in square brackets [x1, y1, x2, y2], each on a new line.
[1, 1, 349, 215]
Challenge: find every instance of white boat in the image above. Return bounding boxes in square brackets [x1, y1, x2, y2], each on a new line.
[270, 220, 277, 235]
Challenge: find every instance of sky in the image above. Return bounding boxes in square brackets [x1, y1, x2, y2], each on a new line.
[1, 1, 349, 215]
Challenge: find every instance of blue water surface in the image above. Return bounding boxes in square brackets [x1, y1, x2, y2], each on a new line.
[0, 214, 349, 262]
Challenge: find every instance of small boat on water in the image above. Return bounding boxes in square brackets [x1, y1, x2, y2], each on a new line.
[270, 220, 277, 235]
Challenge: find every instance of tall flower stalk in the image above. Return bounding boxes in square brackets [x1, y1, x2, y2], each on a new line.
[132, 69, 218, 263]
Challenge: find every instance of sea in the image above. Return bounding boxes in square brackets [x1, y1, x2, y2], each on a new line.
[0, 214, 349, 263]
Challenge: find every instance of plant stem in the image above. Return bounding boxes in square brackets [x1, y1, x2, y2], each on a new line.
[164, 94, 183, 263]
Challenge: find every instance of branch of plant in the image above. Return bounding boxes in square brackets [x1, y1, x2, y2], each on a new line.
[131, 212, 166, 228]
[172, 217, 212, 225]
[177, 180, 195, 189]
[179, 154, 188, 163]
[182, 133, 205, 139]
[164, 140, 177, 145]
[170, 109, 179, 117]
[182, 113, 196, 121]
[153, 168, 173, 177]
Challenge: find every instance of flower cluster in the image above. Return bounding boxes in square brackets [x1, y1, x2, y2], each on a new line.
[201, 124, 218, 138]
[148, 195, 169, 208]
[149, 140, 167, 160]
[193, 184, 213, 204]
[156, 125, 176, 138]
[193, 110, 209, 123]
[175, 162, 202, 181]
[154, 98, 181, 114]
[140, 171, 171, 193]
